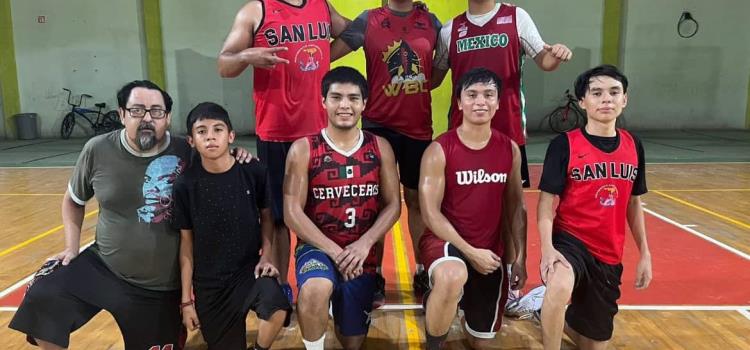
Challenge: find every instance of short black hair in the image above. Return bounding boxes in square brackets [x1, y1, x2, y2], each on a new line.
[116, 80, 173, 112]
[321, 66, 368, 100]
[454, 67, 503, 99]
[574, 64, 629, 100]
[185, 102, 233, 134]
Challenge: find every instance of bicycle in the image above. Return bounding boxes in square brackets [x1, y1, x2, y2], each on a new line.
[60, 88, 122, 139]
[542, 89, 585, 133]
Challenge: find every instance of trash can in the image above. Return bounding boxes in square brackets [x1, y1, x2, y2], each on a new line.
[14, 113, 39, 140]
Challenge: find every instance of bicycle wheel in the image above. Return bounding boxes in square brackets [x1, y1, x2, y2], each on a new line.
[101, 111, 123, 133]
[60, 112, 76, 139]
[548, 106, 580, 133]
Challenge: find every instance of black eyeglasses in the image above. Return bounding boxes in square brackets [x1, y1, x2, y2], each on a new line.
[126, 107, 167, 119]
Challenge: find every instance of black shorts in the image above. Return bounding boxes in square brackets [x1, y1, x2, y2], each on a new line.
[194, 273, 292, 349]
[423, 242, 509, 339]
[519, 145, 530, 188]
[256, 139, 294, 224]
[363, 123, 430, 190]
[553, 231, 623, 341]
[9, 248, 184, 349]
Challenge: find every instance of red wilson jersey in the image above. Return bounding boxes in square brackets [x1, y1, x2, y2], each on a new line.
[304, 130, 382, 269]
[252, 0, 331, 141]
[447, 5, 525, 145]
[422, 129, 513, 255]
[554, 129, 639, 264]
[363, 7, 437, 140]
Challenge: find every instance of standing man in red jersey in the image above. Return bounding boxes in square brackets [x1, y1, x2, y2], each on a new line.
[330, 0, 442, 299]
[218, 0, 350, 300]
[430, 0, 572, 309]
[419, 68, 527, 350]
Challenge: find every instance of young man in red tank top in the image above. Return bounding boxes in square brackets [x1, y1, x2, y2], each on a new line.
[218, 0, 350, 300]
[419, 68, 527, 349]
[538, 65, 652, 350]
[430, 0, 572, 311]
[331, 0, 443, 301]
[283, 67, 401, 350]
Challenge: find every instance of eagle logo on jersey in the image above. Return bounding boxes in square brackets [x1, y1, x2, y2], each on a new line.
[382, 40, 427, 97]
[295, 44, 322, 72]
[595, 184, 619, 207]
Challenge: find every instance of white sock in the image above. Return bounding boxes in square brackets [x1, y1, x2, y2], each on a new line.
[302, 334, 325, 350]
[416, 264, 424, 274]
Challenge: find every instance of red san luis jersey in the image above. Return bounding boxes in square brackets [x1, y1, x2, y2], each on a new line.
[554, 128, 639, 264]
[252, 0, 331, 141]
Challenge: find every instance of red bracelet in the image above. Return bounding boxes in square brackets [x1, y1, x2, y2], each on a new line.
[180, 300, 194, 308]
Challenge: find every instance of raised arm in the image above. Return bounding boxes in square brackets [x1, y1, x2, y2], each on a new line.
[283, 139, 343, 259]
[336, 137, 401, 276]
[503, 141, 528, 290]
[218, 1, 290, 77]
[419, 142, 501, 275]
[627, 195, 652, 289]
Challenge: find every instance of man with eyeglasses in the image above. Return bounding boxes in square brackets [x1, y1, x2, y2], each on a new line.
[9, 80, 251, 350]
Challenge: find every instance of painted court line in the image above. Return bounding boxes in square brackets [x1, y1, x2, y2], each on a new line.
[653, 190, 750, 230]
[644, 207, 750, 261]
[391, 221, 421, 350]
[0, 210, 98, 259]
[738, 309, 750, 321]
[378, 304, 750, 312]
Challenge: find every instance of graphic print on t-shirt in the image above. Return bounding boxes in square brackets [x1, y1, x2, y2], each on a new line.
[137, 155, 185, 223]
[382, 40, 427, 97]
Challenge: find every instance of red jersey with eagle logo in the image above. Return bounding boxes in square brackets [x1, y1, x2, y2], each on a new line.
[554, 128, 639, 264]
[362, 6, 437, 140]
[303, 129, 382, 270]
[447, 4, 525, 145]
[252, 0, 331, 141]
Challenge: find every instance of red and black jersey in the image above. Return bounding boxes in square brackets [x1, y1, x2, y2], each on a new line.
[362, 6, 437, 140]
[304, 129, 382, 269]
[554, 128, 639, 264]
[447, 4, 525, 145]
[422, 129, 513, 255]
[252, 0, 331, 142]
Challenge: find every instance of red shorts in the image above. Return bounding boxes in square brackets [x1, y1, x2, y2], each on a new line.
[419, 235, 509, 338]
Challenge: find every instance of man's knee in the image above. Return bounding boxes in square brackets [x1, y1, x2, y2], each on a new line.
[298, 278, 333, 307]
[545, 264, 575, 303]
[431, 262, 468, 297]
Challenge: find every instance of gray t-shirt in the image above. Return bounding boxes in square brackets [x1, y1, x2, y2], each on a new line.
[68, 129, 192, 291]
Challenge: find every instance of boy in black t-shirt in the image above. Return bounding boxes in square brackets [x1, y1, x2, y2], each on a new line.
[537, 65, 652, 350]
[172, 102, 291, 350]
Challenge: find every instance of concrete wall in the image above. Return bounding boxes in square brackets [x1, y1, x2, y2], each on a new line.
[621, 0, 750, 129]
[11, 0, 144, 138]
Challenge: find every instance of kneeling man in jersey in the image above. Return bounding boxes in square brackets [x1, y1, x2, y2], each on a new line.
[283, 66, 401, 350]
[419, 68, 527, 349]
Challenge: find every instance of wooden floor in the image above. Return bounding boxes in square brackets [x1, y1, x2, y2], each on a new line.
[0, 164, 749, 349]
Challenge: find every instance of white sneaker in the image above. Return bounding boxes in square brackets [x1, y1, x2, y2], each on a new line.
[505, 285, 546, 320]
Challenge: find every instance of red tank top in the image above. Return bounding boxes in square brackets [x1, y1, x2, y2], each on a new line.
[423, 129, 513, 255]
[252, 0, 331, 141]
[554, 129, 638, 264]
[448, 5, 525, 145]
[303, 129, 382, 269]
[362, 7, 437, 140]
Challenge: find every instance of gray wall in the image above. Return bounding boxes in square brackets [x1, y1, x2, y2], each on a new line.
[161, 0, 254, 136]
[11, 0, 145, 138]
[622, 0, 750, 129]
[513, 0, 604, 131]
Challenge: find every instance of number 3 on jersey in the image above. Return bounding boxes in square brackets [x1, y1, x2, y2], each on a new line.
[344, 207, 356, 228]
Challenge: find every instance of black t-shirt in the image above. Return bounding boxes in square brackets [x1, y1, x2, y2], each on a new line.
[539, 127, 647, 196]
[172, 160, 270, 286]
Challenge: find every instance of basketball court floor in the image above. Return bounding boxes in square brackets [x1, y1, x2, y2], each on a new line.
[0, 130, 748, 349]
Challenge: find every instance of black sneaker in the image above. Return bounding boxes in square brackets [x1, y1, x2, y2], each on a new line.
[372, 272, 386, 309]
[413, 270, 430, 298]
